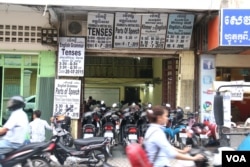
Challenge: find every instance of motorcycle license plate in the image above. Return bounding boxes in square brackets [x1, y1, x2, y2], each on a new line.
[128, 134, 137, 140]
[200, 134, 208, 138]
[84, 134, 94, 138]
[179, 133, 187, 138]
[104, 132, 113, 138]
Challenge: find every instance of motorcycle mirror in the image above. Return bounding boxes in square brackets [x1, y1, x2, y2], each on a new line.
[213, 91, 224, 125]
[166, 103, 171, 108]
[112, 103, 117, 108]
[148, 103, 152, 108]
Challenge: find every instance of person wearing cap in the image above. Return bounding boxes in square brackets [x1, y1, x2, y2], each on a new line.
[0, 96, 29, 151]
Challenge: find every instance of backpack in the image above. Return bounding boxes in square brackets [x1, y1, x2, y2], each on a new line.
[126, 131, 160, 167]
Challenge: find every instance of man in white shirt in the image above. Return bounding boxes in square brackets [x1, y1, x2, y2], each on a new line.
[0, 96, 29, 152]
[29, 110, 52, 143]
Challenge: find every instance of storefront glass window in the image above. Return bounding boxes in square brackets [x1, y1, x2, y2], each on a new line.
[0, 55, 39, 124]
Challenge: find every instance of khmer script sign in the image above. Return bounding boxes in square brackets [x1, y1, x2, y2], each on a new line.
[114, 12, 141, 48]
[220, 9, 250, 46]
[87, 12, 114, 49]
[165, 14, 194, 49]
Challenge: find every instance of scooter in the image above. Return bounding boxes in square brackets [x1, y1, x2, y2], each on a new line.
[101, 103, 120, 153]
[164, 108, 186, 147]
[0, 139, 55, 167]
[54, 115, 74, 147]
[46, 117, 111, 166]
[82, 110, 97, 139]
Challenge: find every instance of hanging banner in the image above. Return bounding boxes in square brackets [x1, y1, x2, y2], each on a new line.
[220, 9, 250, 46]
[53, 79, 81, 119]
[114, 12, 141, 48]
[87, 12, 114, 49]
[199, 55, 216, 123]
[140, 13, 168, 49]
[58, 37, 85, 77]
[165, 14, 195, 49]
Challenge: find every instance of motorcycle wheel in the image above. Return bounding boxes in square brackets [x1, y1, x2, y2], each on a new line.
[60, 134, 74, 147]
[87, 149, 107, 167]
[22, 157, 51, 167]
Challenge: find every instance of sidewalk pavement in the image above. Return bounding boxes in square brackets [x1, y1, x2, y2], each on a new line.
[107, 145, 215, 167]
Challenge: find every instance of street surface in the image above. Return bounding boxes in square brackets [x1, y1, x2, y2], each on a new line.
[106, 145, 217, 167]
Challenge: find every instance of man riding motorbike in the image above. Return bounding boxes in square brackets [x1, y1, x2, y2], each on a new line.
[0, 96, 29, 157]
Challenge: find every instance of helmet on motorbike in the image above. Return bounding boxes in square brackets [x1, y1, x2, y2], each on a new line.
[7, 95, 25, 111]
[175, 107, 184, 121]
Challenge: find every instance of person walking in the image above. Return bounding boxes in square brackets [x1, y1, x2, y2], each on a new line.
[29, 110, 52, 143]
[144, 105, 204, 167]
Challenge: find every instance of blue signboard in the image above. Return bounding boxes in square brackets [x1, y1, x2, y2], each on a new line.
[220, 9, 250, 46]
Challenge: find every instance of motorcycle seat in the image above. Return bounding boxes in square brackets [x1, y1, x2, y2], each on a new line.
[3, 141, 50, 155]
[74, 137, 105, 146]
[0, 148, 15, 155]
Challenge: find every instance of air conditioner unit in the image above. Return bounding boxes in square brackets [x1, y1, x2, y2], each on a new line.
[66, 20, 87, 37]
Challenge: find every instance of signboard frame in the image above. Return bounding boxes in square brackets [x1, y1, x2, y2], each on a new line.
[220, 9, 250, 46]
[165, 13, 195, 50]
[114, 12, 141, 48]
[140, 13, 168, 49]
[87, 12, 114, 50]
[58, 37, 85, 77]
[53, 79, 81, 119]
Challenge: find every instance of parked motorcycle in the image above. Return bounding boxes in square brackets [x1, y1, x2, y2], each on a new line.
[120, 103, 140, 147]
[101, 103, 120, 153]
[164, 107, 187, 148]
[178, 107, 212, 148]
[48, 117, 111, 167]
[54, 114, 74, 147]
[82, 110, 98, 138]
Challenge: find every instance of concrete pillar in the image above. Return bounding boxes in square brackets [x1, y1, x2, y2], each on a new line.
[177, 51, 195, 110]
[23, 70, 32, 97]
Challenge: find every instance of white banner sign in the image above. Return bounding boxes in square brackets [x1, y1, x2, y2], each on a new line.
[114, 12, 141, 48]
[140, 13, 168, 49]
[87, 12, 114, 49]
[165, 14, 194, 49]
[53, 79, 81, 119]
[58, 37, 85, 76]
[230, 80, 244, 101]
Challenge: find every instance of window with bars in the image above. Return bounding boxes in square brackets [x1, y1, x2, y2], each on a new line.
[84, 56, 153, 78]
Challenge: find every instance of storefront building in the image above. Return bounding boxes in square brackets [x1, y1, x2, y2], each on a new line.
[0, 5, 56, 125]
[2, 0, 249, 137]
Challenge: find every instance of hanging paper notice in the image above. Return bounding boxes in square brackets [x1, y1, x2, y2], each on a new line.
[58, 37, 85, 76]
[114, 12, 141, 48]
[165, 14, 195, 49]
[87, 12, 114, 49]
[53, 79, 81, 119]
[140, 13, 168, 49]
